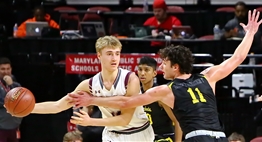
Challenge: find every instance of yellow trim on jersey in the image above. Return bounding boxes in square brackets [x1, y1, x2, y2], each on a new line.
[168, 82, 174, 89]
[155, 137, 173, 142]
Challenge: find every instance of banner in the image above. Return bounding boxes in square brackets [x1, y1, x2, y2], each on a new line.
[66, 54, 163, 74]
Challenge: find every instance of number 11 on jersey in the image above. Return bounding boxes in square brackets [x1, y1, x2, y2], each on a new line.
[187, 88, 207, 104]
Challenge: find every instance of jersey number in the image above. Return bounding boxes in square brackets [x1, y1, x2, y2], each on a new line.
[187, 88, 207, 104]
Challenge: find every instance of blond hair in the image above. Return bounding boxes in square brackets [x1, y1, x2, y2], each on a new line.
[63, 130, 83, 142]
[95, 36, 122, 53]
[228, 132, 245, 142]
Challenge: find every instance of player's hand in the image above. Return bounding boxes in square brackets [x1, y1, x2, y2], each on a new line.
[3, 75, 13, 85]
[240, 9, 262, 35]
[3, 105, 8, 113]
[67, 91, 93, 108]
[70, 110, 91, 126]
[3, 105, 15, 116]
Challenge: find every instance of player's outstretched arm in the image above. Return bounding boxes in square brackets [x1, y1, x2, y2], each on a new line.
[71, 73, 142, 126]
[31, 79, 91, 114]
[201, 9, 262, 83]
[69, 84, 174, 109]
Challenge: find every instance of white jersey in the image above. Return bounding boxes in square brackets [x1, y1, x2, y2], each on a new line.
[90, 68, 148, 131]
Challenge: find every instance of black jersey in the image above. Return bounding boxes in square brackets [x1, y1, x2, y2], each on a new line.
[142, 83, 174, 135]
[169, 74, 223, 134]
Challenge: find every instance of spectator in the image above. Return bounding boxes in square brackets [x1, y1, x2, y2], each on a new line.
[228, 132, 245, 142]
[16, 6, 59, 37]
[63, 130, 83, 142]
[144, 0, 182, 47]
[0, 57, 22, 142]
[222, 1, 262, 54]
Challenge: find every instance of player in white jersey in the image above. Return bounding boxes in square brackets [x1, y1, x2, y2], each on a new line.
[28, 36, 154, 142]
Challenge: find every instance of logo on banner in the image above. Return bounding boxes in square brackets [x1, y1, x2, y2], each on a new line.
[66, 54, 163, 74]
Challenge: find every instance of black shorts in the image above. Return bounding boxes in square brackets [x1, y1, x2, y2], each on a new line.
[154, 134, 174, 142]
[184, 135, 228, 142]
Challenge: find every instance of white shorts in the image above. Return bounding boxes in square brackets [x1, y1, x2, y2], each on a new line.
[102, 122, 154, 142]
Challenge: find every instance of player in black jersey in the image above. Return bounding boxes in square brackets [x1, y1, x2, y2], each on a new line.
[68, 9, 262, 142]
[138, 56, 182, 142]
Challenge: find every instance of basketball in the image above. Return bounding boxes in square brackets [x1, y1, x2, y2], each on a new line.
[4, 87, 35, 117]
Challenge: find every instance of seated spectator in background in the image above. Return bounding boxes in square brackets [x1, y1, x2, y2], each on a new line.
[0, 57, 22, 142]
[228, 132, 245, 142]
[222, 1, 261, 54]
[16, 6, 59, 37]
[144, 0, 182, 47]
[63, 130, 83, 142]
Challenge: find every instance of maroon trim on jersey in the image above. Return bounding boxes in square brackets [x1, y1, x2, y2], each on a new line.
[89, 77, 93, 91]
[99, 68, 121, 89]
[124, 72, 132, 88]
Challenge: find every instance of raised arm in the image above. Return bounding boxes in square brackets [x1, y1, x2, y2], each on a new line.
[31, 79, 91, 114]
[202, 9, 262, 83]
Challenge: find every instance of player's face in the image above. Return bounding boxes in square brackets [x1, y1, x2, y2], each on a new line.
[159, 59, 176, 80]
[137, 65, 157, 84]
[98, 47, 121, 72]
[0, 64, 11, 79]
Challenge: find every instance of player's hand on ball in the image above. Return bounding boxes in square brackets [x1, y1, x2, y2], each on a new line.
[3, 105, 10, 114]
[70, 110, 91, 126]
[4, 105, 15, 116]
[68, 91, 93, 108]
[3, 75, 13, 85]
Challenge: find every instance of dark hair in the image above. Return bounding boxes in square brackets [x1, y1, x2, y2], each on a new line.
[33, 6, 45, 14]
[0, 57, 11, 65]
[138, 56, 157, 70]
[159, 45, 194, 74]
[235, 1, 247, 8]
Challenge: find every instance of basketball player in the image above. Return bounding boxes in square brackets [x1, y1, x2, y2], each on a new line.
[68, 9, 262, 142]
[138, 56, 182, 142]
[30, 36, 154, 142]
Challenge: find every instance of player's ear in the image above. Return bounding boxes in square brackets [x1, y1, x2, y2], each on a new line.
[172, 64, 179, 71]
[153, 70, 157, 77]
[97, 52, 101, 60]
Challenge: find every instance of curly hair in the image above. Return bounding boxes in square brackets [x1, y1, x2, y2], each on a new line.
[159, 45, 194, 74]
